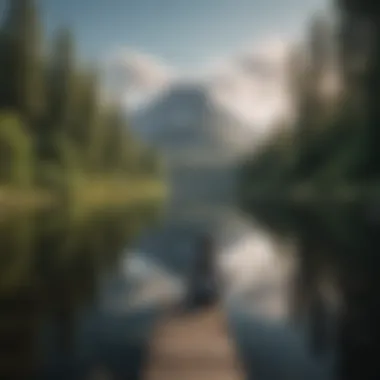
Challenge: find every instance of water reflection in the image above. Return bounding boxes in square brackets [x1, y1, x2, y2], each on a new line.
[1, 201, 379, 380]
[0, 204, 161, 380]
[211, 211, 333, 380]
[245, 200, 380, 380]
[123, 205, 335, 379]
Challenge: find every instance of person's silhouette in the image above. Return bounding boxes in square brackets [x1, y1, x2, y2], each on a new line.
[184, 234, 219, 310]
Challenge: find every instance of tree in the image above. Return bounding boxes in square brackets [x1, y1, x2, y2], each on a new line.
[337, 0, 380, 177]
[305, 14, 335, 133]
[0, 112, 33, 187]
[0, 0, 163, 192]
[100, 106, 127, 173]
[73, 68, 99, 150]
[46, 28, 77, 135]
[1, 0, 45, 126]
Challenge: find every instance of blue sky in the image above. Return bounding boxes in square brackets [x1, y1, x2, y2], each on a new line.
[39, 0, 327, 70]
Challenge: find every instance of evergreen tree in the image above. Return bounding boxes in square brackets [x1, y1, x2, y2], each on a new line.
[306, 14, 334, 132]
[0, 0, 162, 191]
[337, 0, 380, 177]
[74, 68, 99, 149]
[0, 27, 9, 109]
[1, 0, 45, 127]
[46, 28, 76, 135]
[101, 106, 127, 173]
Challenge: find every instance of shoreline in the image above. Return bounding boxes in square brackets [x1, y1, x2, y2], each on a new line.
[0, 179, 167, 219]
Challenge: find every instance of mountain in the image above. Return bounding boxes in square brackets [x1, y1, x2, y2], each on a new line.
[128, 80, 259, 203]
[130, 80, 258, 162]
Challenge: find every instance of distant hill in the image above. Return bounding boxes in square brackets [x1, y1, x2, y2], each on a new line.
[130, 81, 258, 162]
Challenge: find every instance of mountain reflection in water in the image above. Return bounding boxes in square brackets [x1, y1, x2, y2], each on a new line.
[0, 201, 379, 379]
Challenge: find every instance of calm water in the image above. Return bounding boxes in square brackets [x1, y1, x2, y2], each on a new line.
[1, 199, 379, 379]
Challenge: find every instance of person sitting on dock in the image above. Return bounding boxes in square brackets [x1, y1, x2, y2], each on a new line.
[184, 233, 220, 311]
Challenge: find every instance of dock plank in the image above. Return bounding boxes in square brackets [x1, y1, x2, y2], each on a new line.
[142, 306, 244, 380]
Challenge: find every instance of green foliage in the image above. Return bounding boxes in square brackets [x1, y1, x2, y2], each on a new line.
[0, 112, 33, 186]
[45, 28, 77, 135]
[241, 4, 380, 201]
[0, 0, 163, 198]
[0, 0, 45, 124]
[0, 204, 159, 296]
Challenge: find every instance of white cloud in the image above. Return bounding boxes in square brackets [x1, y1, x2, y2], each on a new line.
[206, 37, 294, 129]
[102, 49, 175, 109]
[103, 37, 294, 129]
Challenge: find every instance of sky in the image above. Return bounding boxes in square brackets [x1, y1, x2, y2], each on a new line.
[39, 0, 328, 71]
[36, 0, 330, 135]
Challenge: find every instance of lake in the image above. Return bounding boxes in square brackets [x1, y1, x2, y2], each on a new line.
[0, 198, 379, 380]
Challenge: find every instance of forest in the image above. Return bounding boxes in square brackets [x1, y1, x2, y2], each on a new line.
[240, 0, 380, 204]
[0, 0, 165, 212]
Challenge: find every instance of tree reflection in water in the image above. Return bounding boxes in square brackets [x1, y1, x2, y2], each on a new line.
[245, 200, 380, 380]
[0, 204, 161, 379]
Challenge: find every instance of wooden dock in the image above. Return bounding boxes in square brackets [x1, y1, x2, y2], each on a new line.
[142, 305, 245, 380]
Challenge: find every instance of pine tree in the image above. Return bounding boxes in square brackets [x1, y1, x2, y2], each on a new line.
[74, 68, 99, 148]
[337, 0, 380, 177]
[306, 14, 334, 132]
[47, 28, 76, 134]
[1, 0, 45, 127]
[100, 106, 129, 173]
[0, 26, 9, 109]
[77, 69, 105, 172]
